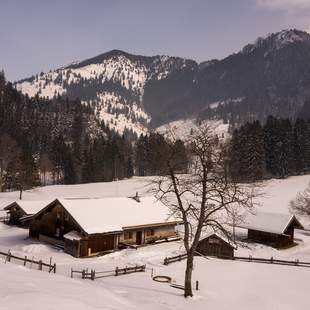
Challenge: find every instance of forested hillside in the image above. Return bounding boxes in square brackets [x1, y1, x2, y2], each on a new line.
[0, 71, 188, 192]
[15, 29, 310, 128]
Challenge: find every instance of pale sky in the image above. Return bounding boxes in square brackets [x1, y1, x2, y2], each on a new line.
[1, 0, 310, 81]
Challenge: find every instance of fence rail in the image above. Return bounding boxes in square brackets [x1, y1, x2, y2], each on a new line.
[233, 255, 310, 267]
[164, 253, 187, 265]
[163, 252, 310, 268]
[0, 250, 56, 273]
[71, 264, 146, 280]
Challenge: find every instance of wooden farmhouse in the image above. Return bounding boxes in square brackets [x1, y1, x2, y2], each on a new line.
[29, 197, 180, 257]
[196, 233, 235, 258]
[237, 211, 303, 248]
[3, 200, 50, 226]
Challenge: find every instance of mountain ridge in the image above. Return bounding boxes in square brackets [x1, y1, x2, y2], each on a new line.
[15, 28, 310, 133]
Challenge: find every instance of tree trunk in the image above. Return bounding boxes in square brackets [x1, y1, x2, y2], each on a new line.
[184, 253, 194, 297]
[0, 159, 3, 192]
[19, 187, 23, 200]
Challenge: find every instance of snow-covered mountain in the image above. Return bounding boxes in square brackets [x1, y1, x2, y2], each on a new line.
[242, 29, 310, 55]
[16, 50, 196, 135]
[15, 29, 310, 133]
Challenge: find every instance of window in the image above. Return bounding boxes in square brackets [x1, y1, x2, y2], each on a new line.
[124, 231, 133, 240]
[146, 229, 154, 237]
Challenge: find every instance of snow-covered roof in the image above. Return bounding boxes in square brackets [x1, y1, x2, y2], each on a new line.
[54, 196, 177, 235]
[237, 211, 302, 235]
[4, 201, 51, 215]
[199, 231, 236, 248]
[63, 231, 83, 241]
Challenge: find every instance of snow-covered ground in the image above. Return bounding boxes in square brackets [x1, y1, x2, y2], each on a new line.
[1, 174, 310, 309]
[156, 119, 229, 141]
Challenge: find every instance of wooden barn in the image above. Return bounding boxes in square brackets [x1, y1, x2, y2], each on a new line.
[237, 211, 303, 248]
[29, 197, 180, 257]
[3, 200, 50, 226]
[196, 233, 235, 258]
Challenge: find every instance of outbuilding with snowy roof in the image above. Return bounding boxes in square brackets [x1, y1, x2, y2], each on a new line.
[29, 196, 180, 257]
[3, 200, 51, 226]
[237, 211, 303, 248]
[196, 233, 236, 258]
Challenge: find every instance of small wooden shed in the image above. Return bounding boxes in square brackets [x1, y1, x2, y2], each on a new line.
[196, 233, 235, 258]
[237, 211, 303, 248]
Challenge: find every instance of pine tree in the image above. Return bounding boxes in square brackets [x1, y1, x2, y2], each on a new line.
[293, 118, 309, 173]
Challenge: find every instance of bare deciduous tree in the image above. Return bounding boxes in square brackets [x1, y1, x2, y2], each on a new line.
[290, 183, 310, 217]
[152, 124, 259, 298]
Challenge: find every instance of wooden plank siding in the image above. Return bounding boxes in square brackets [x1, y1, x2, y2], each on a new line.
[248, 229, 293, 248]
[196, 234, 235, 258]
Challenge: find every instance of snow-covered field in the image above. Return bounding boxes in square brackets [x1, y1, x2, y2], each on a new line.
[156, 118, 229, 141]
[1, 175, 310, 309]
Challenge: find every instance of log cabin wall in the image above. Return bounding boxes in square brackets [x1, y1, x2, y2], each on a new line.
[64, 239, 80, 257]
[29, 202, 81, 241]
[248, 229, 292, 248]
[196, 235, 234, 258]
[87, 234, 117, 255]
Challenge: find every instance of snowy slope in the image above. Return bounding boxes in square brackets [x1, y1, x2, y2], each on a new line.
[1, 227, 310, 310]
[156, 118, 229, 141]
[1, 175, 310, 309]
[0, 262, 134, 310]
[15, 51, 194, 135]
[1, 175, 309, 214]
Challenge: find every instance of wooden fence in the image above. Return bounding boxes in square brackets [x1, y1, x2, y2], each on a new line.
[233, 255, 310, 268]
[163, 253, 187, 265]
[71, 264, 146, 280]
[0, 250, 56, 273]
[163, 252, 310, 268]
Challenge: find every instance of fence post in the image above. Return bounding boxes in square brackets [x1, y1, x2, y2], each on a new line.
[7, 250, 11, 262]
[82, 269, 85, 279]
[270, 256, 273, 264]
[53, 263, 56, 274]
[24, 256, 27, 266]
[49, 257, 52, 272]
[151, 268, 154, 278]
[164, 257, 168, 265]
[91, 269, 95, 280]
[196, 280, 199, 291]
[38, 260, 43, 271]
[115, 267, 119, 276]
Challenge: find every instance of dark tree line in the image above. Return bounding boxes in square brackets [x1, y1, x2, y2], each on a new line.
[135, 132, 188, 176]
[0, 71, 188, 192]
[229, 116, 310, 181]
